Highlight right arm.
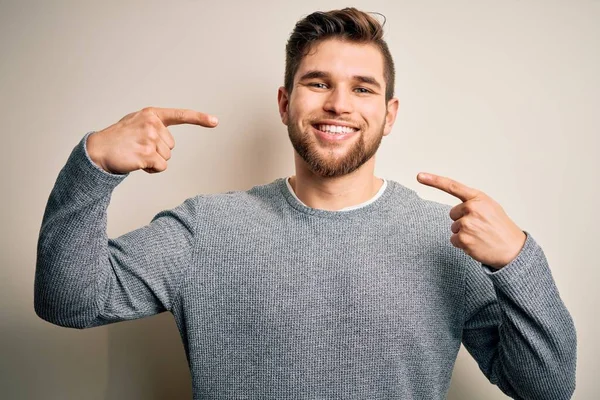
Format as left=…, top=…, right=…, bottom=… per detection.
left=34, top=107, right=218, bottom=328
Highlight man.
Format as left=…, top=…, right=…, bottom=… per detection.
left=35, top=7, right=577, bottom=399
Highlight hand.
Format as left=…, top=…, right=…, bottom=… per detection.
left=417, top=172, right=527, bottom=270
left=86, top=107, right=218, bottom=174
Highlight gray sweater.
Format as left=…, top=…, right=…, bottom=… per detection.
left=35, top=133, right=577, bottom=399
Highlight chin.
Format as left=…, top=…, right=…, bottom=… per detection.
left=288, top=121, right=383, bottom=178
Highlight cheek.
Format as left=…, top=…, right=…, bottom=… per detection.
left=292, top=90, right=322, bottom=112
left=362, top=103, right=386, bottom=125
left=289, top=98, right=314, bottom=125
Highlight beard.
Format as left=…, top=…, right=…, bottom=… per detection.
left=287, top=115, right=386, bottom=178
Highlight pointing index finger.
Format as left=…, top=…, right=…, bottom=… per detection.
left=417, top=172, right=479, bottom=202
left=152, top=107, right=218, bottom=127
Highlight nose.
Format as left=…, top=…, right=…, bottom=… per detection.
left=323, top=87, right=353, bottom=115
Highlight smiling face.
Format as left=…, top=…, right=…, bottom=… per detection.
left=278, top=38, right=399, bottom=178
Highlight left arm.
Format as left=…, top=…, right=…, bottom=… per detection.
left=416, top=172, right=577, bottom=398
left=462, top=231, right=577, bottom=399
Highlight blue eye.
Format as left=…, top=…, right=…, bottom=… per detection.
left=310, top=82, right=328, bottom=89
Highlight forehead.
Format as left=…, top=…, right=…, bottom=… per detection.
left=296, top=38, right=385, bottom=82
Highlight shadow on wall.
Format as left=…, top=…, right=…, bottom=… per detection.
left=105, top=314, right=191, bottom=399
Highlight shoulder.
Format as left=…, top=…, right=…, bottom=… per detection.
left=193, top=178, right=285, bottom=216
left=385, top=179, right=462, bottom=253
left=386, top=179, right=453, bottom=220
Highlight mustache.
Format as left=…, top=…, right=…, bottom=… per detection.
left=307, top=116, right=363, bottom=129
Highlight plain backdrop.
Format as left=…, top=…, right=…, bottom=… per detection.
left=1, top=0, right=598, bottom=399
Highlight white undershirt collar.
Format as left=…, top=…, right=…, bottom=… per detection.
left=285, top=177, right=388, bottom=212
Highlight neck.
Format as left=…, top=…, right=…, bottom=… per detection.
left=289, top=155, right=383, bottom=211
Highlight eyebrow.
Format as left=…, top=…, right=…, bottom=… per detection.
left=298, top=70, right=382, bottom=90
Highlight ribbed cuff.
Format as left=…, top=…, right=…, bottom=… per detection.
left=482, top=231, right=553, bottom=296
left=81, top=131, right=129, bottom=180
left=58, top=132, right=128, bottom=204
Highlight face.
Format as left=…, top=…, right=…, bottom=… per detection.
left=278, top=38, right=399, bottom=178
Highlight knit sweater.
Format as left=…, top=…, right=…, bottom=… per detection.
left=35, top=133, right=577, bottom=399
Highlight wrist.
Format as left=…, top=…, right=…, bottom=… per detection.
left=85, top=131, right=110, bottom=173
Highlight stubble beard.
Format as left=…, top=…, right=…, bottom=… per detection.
left=287, top=116, right=386, bottom=178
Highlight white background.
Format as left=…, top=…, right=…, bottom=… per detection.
left=1, top=0, right=598, bottom=398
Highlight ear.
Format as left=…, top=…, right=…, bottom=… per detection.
left=277, top=86, right=290, bottom=125
left=383, top=97, right=399, bottom=136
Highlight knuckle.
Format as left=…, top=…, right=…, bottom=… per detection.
left=462, top=203, right=473, bottom=214
left=156, top=161, right=168, bottom=172
left=140, top=143, right=155, bottom=157
left=461, top=219, right=471, bottom=231
left=175, top=109, right=186, bottom=121
left=146, top=128, right=159, bottom=140
left=469, top=206, right=480, bottom=219
left=141, top=119, right=156, bottom=131
left=140, top=109, right=162, bottom=127
left=449, top=181, right=459, bottom=193
left=460, top=232, right=472, bottom=245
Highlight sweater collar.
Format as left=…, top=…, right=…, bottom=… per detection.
left=285, top=177, right=388, bottom=212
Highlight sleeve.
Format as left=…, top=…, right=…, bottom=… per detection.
left=461, top=231, right=577, bottom=400
left=34, top=132, right=198, bottom=329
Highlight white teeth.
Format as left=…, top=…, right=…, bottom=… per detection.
left=316, top=124, right=357, bottom=134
